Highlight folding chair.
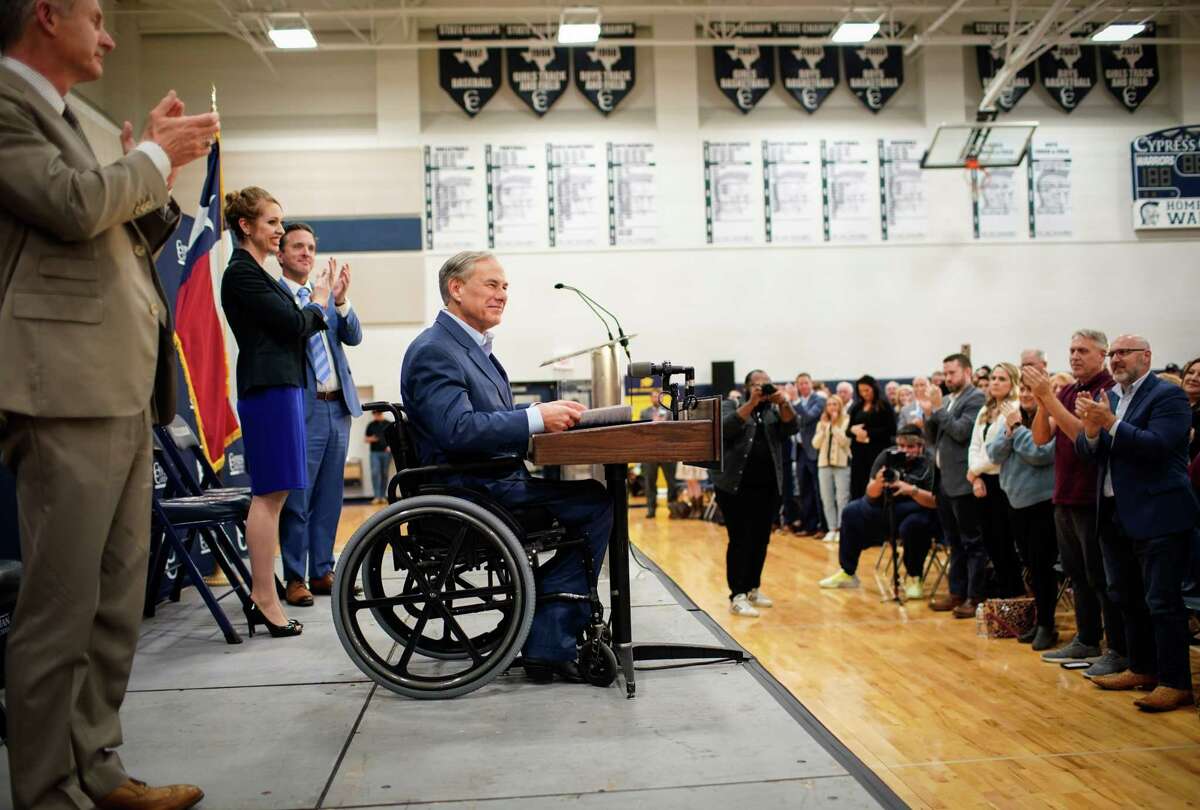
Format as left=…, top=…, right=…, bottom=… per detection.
left=922, top=539, right=951, bottom=600
left=0, top=559, right=20, bottom=741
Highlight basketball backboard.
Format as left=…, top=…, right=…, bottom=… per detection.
left=920, top=122, right=1039, bottom=169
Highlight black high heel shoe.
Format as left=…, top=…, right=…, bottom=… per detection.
left=244, top=602, right=303, bottom=638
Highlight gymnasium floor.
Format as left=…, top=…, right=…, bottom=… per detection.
left=625, top=505, right=1200, bottom=808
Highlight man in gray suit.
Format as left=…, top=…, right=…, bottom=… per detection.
left=0, top=1, right=218, bottom=807
left=920, top=353, right=987, bottom=617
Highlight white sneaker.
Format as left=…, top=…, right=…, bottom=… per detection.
left=904, top=576, right=924, bottom=600
left=822, top=530, right=837, bottom=543
left=730, top=593, right=761, bottom=616
left=748, top=588, right=774, bottom=607
left=818, top=571, right=860, bottom=589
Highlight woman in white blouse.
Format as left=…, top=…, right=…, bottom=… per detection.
left=967, top=361, right=1023, bottom=597
left=812, top=395, right=852, bottom=542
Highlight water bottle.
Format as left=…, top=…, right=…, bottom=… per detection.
left=975, top=601, right=987, bottom=638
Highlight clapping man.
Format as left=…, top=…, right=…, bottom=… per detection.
left=791, top=373, right=827, bottom=535
left=1074, top=336, right=1198, bottom=712
left=277, top=223, right=362, bottom=606
left=0, top=1, right=218, bottom=806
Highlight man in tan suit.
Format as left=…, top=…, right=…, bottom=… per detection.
left=0, top=2, right=219, bottom=808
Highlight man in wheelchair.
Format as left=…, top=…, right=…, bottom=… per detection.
left=399, top=251, right=612, bottom=684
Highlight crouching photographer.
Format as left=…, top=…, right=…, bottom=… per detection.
left=818, top=425, right=939, bottom=598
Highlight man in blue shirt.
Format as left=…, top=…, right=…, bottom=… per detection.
left=400, top=251, right=611, bottom=683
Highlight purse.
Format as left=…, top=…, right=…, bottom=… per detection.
left=981, top=596, right=1036, bottom=638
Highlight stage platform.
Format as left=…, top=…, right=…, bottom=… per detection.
left=0, top=548, right=901, bottom=810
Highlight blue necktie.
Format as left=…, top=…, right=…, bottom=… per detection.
left=296, top=286, right=332, bottom=384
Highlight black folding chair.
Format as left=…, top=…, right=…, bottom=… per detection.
left=0, top=559, right=20, bottom=741
left=146, top=421, right=272, bottom=644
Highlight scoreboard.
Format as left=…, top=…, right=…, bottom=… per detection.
left=1130, top=125, right=1200, bottom=230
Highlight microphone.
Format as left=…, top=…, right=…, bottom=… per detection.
left=629, top=361, right=694, bottom=379
left=554, top=282, right=613, bottom=342
left=555, top=282, right=630, bottom=361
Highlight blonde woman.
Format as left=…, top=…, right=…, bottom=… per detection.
left=812, top=395, right=852, bottom=542
left=967, top=362, right=1023, bottom=596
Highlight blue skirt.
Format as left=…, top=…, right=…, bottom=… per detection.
left=237, top=386, right=307, bottom=495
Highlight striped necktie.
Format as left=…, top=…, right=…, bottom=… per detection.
left=296, top=286, right=332, bottom=384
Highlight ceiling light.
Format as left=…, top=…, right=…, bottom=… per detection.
left=831, top=22, right=881, bottom=43
left=558, top=6, right=601, bottom=45
left=266, top=14, right=317, bottom=49
left=1090, top=23, right=1146, bottom=42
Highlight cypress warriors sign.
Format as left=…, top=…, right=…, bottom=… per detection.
left=437, top=24, right=503, bottom=117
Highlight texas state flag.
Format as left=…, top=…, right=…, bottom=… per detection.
left=174, top=141, right=240, bottom=469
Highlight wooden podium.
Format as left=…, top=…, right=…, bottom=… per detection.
left=530, top=397, right=747, bottom=698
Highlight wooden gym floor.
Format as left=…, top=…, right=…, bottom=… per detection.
left=337, top=502, right=1200, bottom=809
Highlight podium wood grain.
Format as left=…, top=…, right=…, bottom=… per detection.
left=530, top=420, right=717, bottom=466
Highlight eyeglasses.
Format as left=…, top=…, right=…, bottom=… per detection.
left=1106, top=348, right=1149, bottom=359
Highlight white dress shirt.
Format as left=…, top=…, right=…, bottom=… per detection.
left=280, top=275, right=349, bottom=394
left=443, top=310, right=544, bottom=434
left=1086, top=370, right=1151, bottom=498
left=1, top=56, right=171, bottom=181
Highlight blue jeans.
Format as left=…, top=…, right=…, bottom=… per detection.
left=369, top=451, right=390, bottom=500
left=838, top=496, right=937, bottom=577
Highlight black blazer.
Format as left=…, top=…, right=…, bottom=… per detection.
left=220, top=248, right=326, bottom=398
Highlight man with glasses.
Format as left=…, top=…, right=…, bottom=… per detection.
left=1024, top=330, right=1126, bottom=677
left=1073, top=336, right=1198, bottom=712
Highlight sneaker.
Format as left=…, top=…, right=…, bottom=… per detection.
left=818, top=571, right=860, bottom=589
left=730, top=593, right=760, bottom=616
left=903, top=576, right=924, bottom=600
left=1081, top=649, right=1129, bottom=679
left=1040, top=636, right=1102, bottom=663
left=748, top=588, right=774, bottom=607
left=822, top=530, right=838, bottom=543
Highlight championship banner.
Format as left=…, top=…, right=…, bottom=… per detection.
left=710, top=21, right=775, bottom=114
left=437, top=24, right=503, bottom=117
left=1037, top=34, right=1097, bottom=112
left=971, top=22, right=1035, bottom=112
left=1097, top=21, right=1160, bottom=112
left=843, top=23, right=904, bottom=113
left=776, top=22, right=839, bottom=113
left=505, top=23, right=570, bottom=116
left=573, top=22, right=636, bottom=115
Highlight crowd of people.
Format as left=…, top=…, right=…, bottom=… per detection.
left=686, top=336, right=1200, bottom=716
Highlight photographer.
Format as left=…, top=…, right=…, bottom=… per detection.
left=818, top=426, right=939, bottom=598
left=710, top=371, right=798, bottom=617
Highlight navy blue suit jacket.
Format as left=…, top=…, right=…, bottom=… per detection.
left=792, top=395, right=826, bottom=461
left=1074, top=373, right=1199, bottom=540
left=400, top=311, right=531, bottom=468
left=279, top=279, right=364, bottom=418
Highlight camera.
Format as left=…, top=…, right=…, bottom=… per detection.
left=759, top=383, right=776, bottom=397
left=881, top=448, right=909, bottom=483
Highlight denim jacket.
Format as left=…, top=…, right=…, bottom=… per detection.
left=986, top=423, right=1055, bottom=510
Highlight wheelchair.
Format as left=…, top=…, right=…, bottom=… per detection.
left=332, top=402, right=618, bottom=699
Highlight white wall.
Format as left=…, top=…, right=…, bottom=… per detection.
left=110, top=21, right=1199, bottom=425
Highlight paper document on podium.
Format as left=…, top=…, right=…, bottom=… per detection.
left=568, top=404, right=633, bottom=430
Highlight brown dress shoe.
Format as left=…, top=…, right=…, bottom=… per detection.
left=952, top=598, right=979, bottom=619
left=309, top=572, right=335, bottom=595
left=285, top=579, right=314, bottom=607
left=929, top=593, right=965, bottom=612
left=97, top=778, right=203, bottom=810
left=1090, top=670, right=1157, bottom=691
left=1134, top=686, right=1195, bottom=712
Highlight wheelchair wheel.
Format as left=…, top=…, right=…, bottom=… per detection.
left=579, top=639, right=619, bottom=687
left=332, top=495, right=535, bottom=699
